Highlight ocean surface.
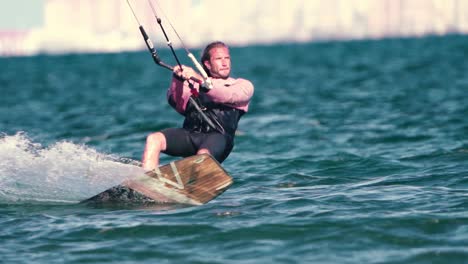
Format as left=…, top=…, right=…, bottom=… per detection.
left=1, top=35, right=468, bottom=263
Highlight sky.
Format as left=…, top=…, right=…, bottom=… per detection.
left=0, top=0, right=44, bottom=30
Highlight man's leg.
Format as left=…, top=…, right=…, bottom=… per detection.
left=197, top=148, right=211, bottom=155
left=197, top=133, right=229, bottom=163
left=143, top=128, right=198, bottom=170
left=142, top=132, right=167, bottom=171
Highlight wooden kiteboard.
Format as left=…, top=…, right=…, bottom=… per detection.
left=82, top=154, right=233, bottom=205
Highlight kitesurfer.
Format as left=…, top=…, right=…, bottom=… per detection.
left=142, top=41, right=254, bottom=171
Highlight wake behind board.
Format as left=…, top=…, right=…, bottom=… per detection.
left=82, top=154, right=233, bottom=206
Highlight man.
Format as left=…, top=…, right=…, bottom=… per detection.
left=142, top=41, right=254, bottom=171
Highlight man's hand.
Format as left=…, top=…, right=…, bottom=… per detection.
left=173, top=65, right=202, bottom=81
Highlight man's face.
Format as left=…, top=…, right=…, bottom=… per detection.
left=204, top=46, right=231, bottom=79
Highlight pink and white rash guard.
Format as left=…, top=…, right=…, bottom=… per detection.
left=167, top=76, right=254, bottom=115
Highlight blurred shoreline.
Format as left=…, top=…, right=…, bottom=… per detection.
left=1, top=0, right=468, bottom=57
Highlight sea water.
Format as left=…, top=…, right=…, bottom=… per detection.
left=1, top=35, right=467, bottom=263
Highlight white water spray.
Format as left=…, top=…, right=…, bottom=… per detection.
left=0, top=132, right=144, bottom=204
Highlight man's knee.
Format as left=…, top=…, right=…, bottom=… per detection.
left=146, top=132, right=166, bottom=151
left=197, top=148, right=211, bottom=155
left=197, top=147, right=227, bottom=163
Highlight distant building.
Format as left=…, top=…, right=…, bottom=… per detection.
left=1, top=0, right=468, bottom=57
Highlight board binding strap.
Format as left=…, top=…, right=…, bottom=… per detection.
left=82, top=154, right=233, bottom=206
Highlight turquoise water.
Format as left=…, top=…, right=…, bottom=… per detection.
left=1, top=35, right=468, bottom=263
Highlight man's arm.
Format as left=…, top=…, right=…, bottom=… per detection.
left=167, top=75, right=193, bottom=115
left=204, top=78, right=254, bottom=112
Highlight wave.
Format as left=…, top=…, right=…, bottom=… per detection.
left=0, top=132, right=143, bottom=204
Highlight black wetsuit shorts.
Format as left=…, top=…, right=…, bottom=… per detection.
left=161, top=128, right=234, bottom=163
